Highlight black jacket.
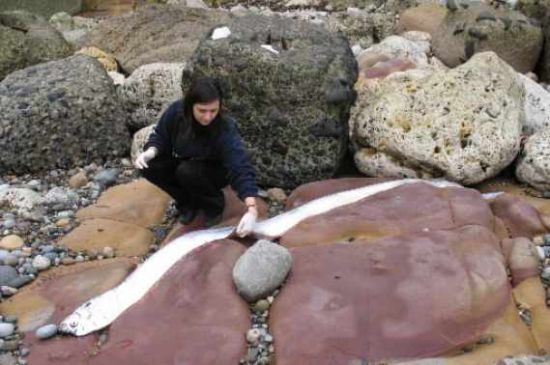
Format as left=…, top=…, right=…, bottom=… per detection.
left=144, top=100, right=259, bottom=200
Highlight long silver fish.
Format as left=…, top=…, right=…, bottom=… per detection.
left=59, top=178, right=489, bottom=336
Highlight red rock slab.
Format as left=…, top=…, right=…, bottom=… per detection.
left=271, top=226, right=509, bottom=364
left=489, top=193, right=548, bottom=238
left=281, top=181, right=494, bottom=248
left=58, top=218, right=154, bottom=257
left=76, top=179, right=170, bottom=227
left=0, top=259, right=136, bottom=332
left=476, top=177, right=550, bottom=230
left=27, top=240, right=249, bottom=365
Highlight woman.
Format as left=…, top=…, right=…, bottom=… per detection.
left=134, top=77, right=259, bottom=237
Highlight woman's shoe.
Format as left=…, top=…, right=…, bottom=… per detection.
left=177, top=208, right=197, bottom=225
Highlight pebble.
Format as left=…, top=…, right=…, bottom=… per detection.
left=55, top=218, right=71, bottom=228
left=542, top=266, right=550, bottom=280
left=0, top=323, right=15, bottom=338
left=253, top=299, right=270, bottom=312
left=32, top=255, right=51, bottom=271
left=3, top=254, right=18, bottom=267
left=0, top=286, right=17, bottom=297
left=0, top=235, right=24, bottom=250
left=93, top=168, right=121, bottom=187
left=20, top=347, right=30, bottom=357
left=2, top=219, right=16, bottom=229
left=102, top=246, right=114, bottom=258
left=35, top=324, right=58, bottom=340
left=7, top=275, right=33, bottom=289
left=246, top=328, right=261, bottom=345
left=61, top=257, right=76, bottom=265
left=68, top=171, right=88, bottom=189
left=1, top=339, right=18, bottom=351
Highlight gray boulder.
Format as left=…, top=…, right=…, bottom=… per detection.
left=185, top=14, right=357, bottom=188
left=0, top=0, right=82, bottom=18
left=0, top=55, right=130, bottom=174
left=232, top=239, right=292, bottom=302
left=350, top=52, right=524, bottom=184
left=78, top=4, right=231, bottom=74
left=0, top=10, right=73, bottom=80
left=119, top=62, right=186, bottom=130
left=516, top=127, right=550, bottom=193
left=431, top=3, right=542, bottom=73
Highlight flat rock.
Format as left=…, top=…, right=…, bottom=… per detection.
left=0, top=259, right=135, bottom=332
left=271, top=226, right=511, bottom=363
left=58, top=218, right=153, bottom=257
left=75, top=179, right=170, bottom=227
left=27, top=240, right=249, bottom=365
left=0, top=235, right=24, bottom=250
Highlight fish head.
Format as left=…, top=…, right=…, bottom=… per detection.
left=59, top=299, right=106, bottom=336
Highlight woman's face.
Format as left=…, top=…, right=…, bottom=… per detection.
left=192, top=99, right=220, bottom=126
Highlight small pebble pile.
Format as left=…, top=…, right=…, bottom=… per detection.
left=240, top=291, right=278, bottom=365
left=534, top=233, right=550, bottom=307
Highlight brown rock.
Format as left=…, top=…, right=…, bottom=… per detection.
left=271, top=226, right=510, bottom=363
left=55, top=218, right=71, bottom=228
left=26, top=240, right=249, bottom=365
left=489, top=194, right=548, bottom=238
left=75, top=47, right=118, bottom=72
left=0, top=259, right=136, bottom=332
left=76, top=179, right=170, bottom=227
left=397, top=4, right=447, bottom=34
left=68, top=171, right=88, bottom=189
left=0, top=235, right=24, bottom=250
left=504, top=237, right=540, bottom=286
left=58, top=218, right=153, bottom=257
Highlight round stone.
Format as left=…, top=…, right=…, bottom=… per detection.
left=246, top=328, right=261, bottom=345
left=55, top=218, right=71, bottom=228
left=32, top=255, right=51, bottom=271
left=102, top=246, right=115, bottom=258
left=542, top=266, right=550, bottom=280
left=61, top=257, right=76, bottom=265
left=252, top=299, right=270, bottom=312
left=3, top=254, right=18, bottom=267
left=0, top=235, right=24, bottom=250
left=0, top=323, right=15, bottom=338
left=35, top=324, right=57, bottom=340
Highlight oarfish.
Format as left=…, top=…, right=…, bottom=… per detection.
left=59, top=178, right=490, bottom=336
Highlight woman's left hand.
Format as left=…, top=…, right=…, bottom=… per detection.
left=236, top=209, right=257, bottom=237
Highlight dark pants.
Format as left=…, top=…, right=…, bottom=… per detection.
left=141, top=156, right=228, bottom=217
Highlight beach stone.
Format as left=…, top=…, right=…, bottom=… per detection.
left=131, top=125, right=155, bottom=164
left=35, top=324, right=57, bottom=340
left=233, top=239, right=292, bottom=302
left=350, top=52, right=523, bottom=184
left=7, top=275, right=33, bottom=289
left=431, top=3, right=542, bottom=73
left=0, top=323, right=14, bottom=338
left=32, top=256, right=51, bottom=271
left=519, top=73, right=550, bottom=135
left=0, top=266, right=18, bottom=286
left=2, top=255, right=17, bottom=267
left=119, top=62, right=185, bottom=130
left=184, top=14, right=357, bottom=188
left=79, top=4, right=230, bottom=73
left=0, top=259, right=136, bottom=332
left=0, top=235, right=23, bottom=250
left=0, top=10, right=73, bottom=81
left=0, top=188, right=43, bottom=215
left=75, top=179, right=170, bottom=227
left=516, top=128, right=550, bottom=193
left=0, top=55, right=130, bottom=175
left=68, top=171, right=87, bottom=189
left=0, top=0, right=82, bottom=18
left=93, top=168, right=121, bottom=188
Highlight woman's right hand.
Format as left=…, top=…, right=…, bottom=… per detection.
left=134, top=147, right=158, bottom=169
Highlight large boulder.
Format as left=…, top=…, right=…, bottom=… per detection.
left=0, top=0, right=82, bottom=18
left=118, top=62, right=186, bottom=130
left=0, top=10, right=73, bottom=80
left=350, top=52, right=524, bottom=184
left=519, top=73, right=550, bottom=135
left=79, top=4, right=231, bottom=74
left=0, top=55, right=130, bottom=174
left=184, top=14, right=358, bottom=188
left=516, top=127, right=550, bottom=193
left=431, top=3, right=543, bottom=73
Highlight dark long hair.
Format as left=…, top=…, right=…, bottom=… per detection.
left=182, top=76, right=226, bottom=139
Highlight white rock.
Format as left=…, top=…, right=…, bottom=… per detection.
left=32, top=255, right=51, bottom=271
left=211, top=26, right=231, bottom=40
left=516, top=127, right=550, bottom=192
left=0, top=323, right=14, bottom=338
left=0, top=188, right=43, bottom=215
left=518, top=73, right=550, bottom=135
left=108, top=71, right=126, bottom=86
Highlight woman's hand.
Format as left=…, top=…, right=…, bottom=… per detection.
left=134, top=147, right=158, bottom=169
left=236, top=206, right=258, bottom=237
